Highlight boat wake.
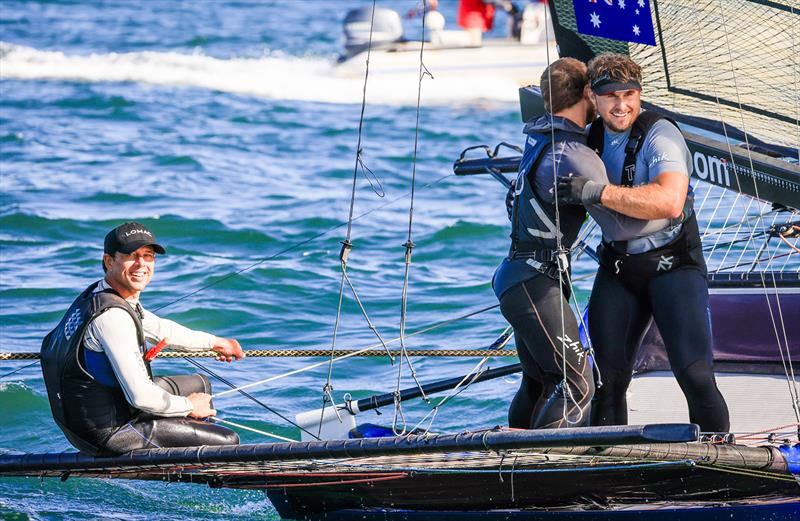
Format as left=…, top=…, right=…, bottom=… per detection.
left=0, top=42, right=521, bottom=106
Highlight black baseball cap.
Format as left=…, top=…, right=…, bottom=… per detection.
left=104, top=222, right=166, bottom=255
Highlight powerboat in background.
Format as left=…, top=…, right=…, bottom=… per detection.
left=334, top=4, right=557, bottom=86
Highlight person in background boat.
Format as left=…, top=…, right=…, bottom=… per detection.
left=494, top=57, right=608, bottom=429
left=457, top=0, right=495, bottom=45
left=556, top=53, right=730, bottom=433
left=407, top=0, right=447, bottom=45
left=40, top=222, right=245, bottom=456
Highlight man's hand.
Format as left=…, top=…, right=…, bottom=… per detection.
left=505, top=179, right=516, bottom=221
left=212, top=338, right=245, bottom=363
left=187, top=392, right=216, bottom=418
left=556, top=176, right=606, bottom=205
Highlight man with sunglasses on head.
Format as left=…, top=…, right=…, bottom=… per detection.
left=41, top=222, right=246, bottom=455
left=557, top=53, right=729, bottom=433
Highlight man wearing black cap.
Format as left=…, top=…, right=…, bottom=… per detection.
left=40, top=222, right=245, bottom=455
left=556, top=53, right=729, bottom=433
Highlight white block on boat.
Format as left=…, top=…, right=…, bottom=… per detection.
left=627, top=371, right=798, bottom=434
left=295, top=405, right=357, bottom=442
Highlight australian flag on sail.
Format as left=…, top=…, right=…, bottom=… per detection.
left=573, top=0, right=656, bottom=46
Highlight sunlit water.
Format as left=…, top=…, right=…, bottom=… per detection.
left=0, top=1, right=595, bottom=519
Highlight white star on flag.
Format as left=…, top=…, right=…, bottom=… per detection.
left=635, top=8, right=640, bottom=15
left=590, top=12, right=601, bottom=28
left=633, top=25, right=641, bottom=36
left=618, top=0, right=626, bottom=8
left=638, top=0, right=645, bottom=7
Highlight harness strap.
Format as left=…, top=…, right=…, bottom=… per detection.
left=586, top=117, right=605, bottom=156
left=511, top=136, right=549, bottom=255
left=588, top=111, right=689, bottom=250
left=510, top=248, right=561, bottom=262
left=597, top=212, right=703, bottom=279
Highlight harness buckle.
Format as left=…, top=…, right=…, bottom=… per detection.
left=555, top=250, right=570, bottom=273
left=525, top=258, right=545, bottom=272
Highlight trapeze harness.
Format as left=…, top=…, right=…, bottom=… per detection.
left=586, top=112, right=705, bottom=292
left=507, top=132, right=585, bottom=281
left=40, top=282, right=237, bottom=455
left=501, top=128, right=594, bottom=429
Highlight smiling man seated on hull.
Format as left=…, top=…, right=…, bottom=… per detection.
left=40, top=222, right=245, bottom=455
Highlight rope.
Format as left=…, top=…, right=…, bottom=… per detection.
left=408, top=326, right=513, bottom=435
left=712, top=0, right=800, bottom=424
left=212, top=417, right=297, bottom=443
left=182, top=356, right=321, bottom=440
left=319, top=0, right=379, bottom=437
left=212, top=302, right=500, bottom=398
left=540, top=5, right=582, bottom=426
left=0, top=348, right=518, bottom=361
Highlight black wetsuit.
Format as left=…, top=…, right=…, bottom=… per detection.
left=494, top=115, right=606, bottom=429
left=41, top=282, right=238, bottom=455
left=586, top=115, right=730, bottom=432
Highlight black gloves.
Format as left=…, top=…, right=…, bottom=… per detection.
left=556, top=176, right=606, bottom=205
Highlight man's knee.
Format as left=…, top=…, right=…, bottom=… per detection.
left=153, top=374, right=211, bottom=396
left=675, top=359, right=718, bottom=396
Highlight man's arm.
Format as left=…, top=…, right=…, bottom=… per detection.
left=601, top=119, right=690, bottom=219
left=558, top=120, right=690, bottom=219
left=599, top=171, right=687, bottom=220
left=141, top=309, right=245, bottom=362
left=87, top=309, right=195, bottom=417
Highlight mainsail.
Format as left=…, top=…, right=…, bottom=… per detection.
left=458, top=0, right=800, bottom=433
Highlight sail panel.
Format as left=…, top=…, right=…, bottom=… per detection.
left=551, top=0, right=799, bottom=157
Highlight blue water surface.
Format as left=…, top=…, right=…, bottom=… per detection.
left=0, top=1, right=593, bottom=519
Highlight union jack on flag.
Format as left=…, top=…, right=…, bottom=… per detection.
left=573, top=0, right=656, bottom=46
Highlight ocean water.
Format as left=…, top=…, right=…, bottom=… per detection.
left=0, top=1, right=595, bottom=519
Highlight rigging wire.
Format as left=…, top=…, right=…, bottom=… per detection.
left=317, top=0, right=397, bottom=437
left=711, top=0, right=800, bottom=424
left=0, top=361, right=38, bottom=380
left=149, top=172, right=453, bottom=316
left=182, top=356, right=321, bottom=440
left=408, top=326, right=514, bottom=435
left=393, top=0, right=434, bottom=435
left=542, top=3, right=584, bottom=426
left=212, top=302, right=500, bottom=398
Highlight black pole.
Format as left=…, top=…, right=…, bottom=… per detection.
left=0, top=424, right=702, bottom=473
left=453, top=155, right=521, bottom=177
left=354, top=363, right=521, bottom=413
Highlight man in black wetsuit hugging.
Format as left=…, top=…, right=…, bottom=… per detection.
left=557, top=53, right=730, bottom=433
left=40, top=222, right=245, bottom=455
left=494, top=57, right=611, bottom=429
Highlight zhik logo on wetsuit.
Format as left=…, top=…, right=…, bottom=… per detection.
left=657, top=255, right=674, bottom=271
left=557, top=334, right=585, bottom=362
left=63, top=308, right=83, bottom=341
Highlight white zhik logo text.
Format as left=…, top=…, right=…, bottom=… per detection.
left=556, top=334, right=584, bottom=363
left=657, top=255, right=674, bottom=271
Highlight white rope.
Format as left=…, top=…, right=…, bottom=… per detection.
left=711, top=0, right=800, bottom=421
left=212, top=303, right=500, bottom=398
left=212, top=417, right=297, bottom=443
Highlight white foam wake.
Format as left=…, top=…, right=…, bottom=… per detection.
left=0, top=42, right=520, bottom=106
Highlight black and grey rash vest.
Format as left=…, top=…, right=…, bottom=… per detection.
left=493, top=115, right=594, bottom=298
left=40, top=281, right=149, bottom=454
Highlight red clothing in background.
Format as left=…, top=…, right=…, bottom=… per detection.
left=457, top=0, right=495, bottom=32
